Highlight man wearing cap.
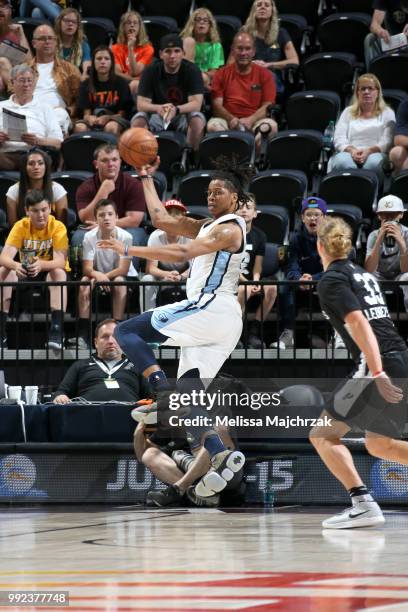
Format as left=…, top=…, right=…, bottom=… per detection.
left=131, top=34, right=206, bottom=152
left=366, top=194, right=408, bottom=312
left=389, top=96, right=408, bottom=175
left=271, top=196, right=339, bottom=349
left=139, top=199, right=192, bottom=312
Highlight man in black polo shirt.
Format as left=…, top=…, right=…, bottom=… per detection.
left=53, top=319, right=151, bottom=403
left=131, top=33, right=206, bottom=151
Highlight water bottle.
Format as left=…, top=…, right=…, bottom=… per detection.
left=264, top=480, right=275, bottom=508
left=323, top=120, right=335, bottom=150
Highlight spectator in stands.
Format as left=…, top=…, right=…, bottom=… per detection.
left=236, top=193, right=277, bottom=349
left=19, top=0, right=62, bottom=22
left=207, top=32, right=277, bottom=149
left=55, top=8, right=91, bottom=81
left=389, top=96, right=408, bottom=174
left=0, top=0, right=32, bottom=54
left=180, top=8, right=224, bottom=88
left=112, top=11, right=154, bottom=98
left=271, top=197, right=343, bottom=349
left=0, top=189, right=68, bottom=349
left=72, top=143, right=147, bottom=259
left=6, top=148, right=67, bottom=227
left=31, top=24, right=81, bottom=134
left=329, top=73, right=395, bottom=176
left=131, top=33, right=206, bottom=153
left=68, top=198, right=137, bottom=350
left=365, top=194, right=408, bottom=310
left=366, top=0, right=408, bottom=67
left=54, top=319, right=152, bottom=403
left=0, top=64, right=63, bottom=171
left=74, top=46, right=132, bottom=137
left=242, top=0, right=299, bottom=97
left=139, top=199, right=191, bottom=313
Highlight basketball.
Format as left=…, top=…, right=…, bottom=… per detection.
left=118, top=127, right=158, bottom=168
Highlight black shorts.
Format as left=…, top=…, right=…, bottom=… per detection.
left=327, top=349, right=408, bottom=437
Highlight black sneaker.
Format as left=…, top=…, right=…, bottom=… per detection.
left=146, top=484, right=184, bottom=507
left=186, top=486, right=220, bottom=508
left=46, top=326, right=63, bottom=350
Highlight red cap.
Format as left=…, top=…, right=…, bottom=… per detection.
left=164, top=199, right=187, bottom=213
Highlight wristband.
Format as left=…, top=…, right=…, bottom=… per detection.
left=372, top=370, right=384, bottom=378
left=123, top=245, right=129, bottom=257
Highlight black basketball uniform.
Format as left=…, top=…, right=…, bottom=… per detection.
left=317, top=259, right=408, bottom=437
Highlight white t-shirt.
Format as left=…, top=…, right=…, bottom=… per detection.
left=6, top=181, right=67, bottom=203
left=334, top=106, right=396, bottom=153
left=147, top=229, right=190, bottom=273
left=82, top=226, right=137, bottom=277
left=33, top=62, right=66, bottom=109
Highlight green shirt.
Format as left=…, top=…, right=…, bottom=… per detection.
left=195, top=41, right=224, bottom=72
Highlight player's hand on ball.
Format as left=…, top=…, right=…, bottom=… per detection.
left=374, top=373, right=403, bottom=404
left=139, top=156, right=161, bottom=176
left=97, top=238, right=125, bottom=255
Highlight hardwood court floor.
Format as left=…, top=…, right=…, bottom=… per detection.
left=0, top=505, right=407, bottom=611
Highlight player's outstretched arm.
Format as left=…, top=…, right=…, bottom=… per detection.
left=139, top=158, right=208, bottom=238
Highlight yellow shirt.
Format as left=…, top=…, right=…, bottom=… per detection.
left=6, top=215, right=69, bottom=270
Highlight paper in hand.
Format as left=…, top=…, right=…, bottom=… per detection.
left=0, top=39, right=28, bottom=66
left=3, top=107, right=27, bottom=141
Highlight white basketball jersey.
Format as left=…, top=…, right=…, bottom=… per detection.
left=186, top=213, right=246, bottom=301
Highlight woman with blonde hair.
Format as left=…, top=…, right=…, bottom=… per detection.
left=55, top=8, right=91, bottom=80
left=180, top=8, right=224, bottom=87
left=112, top=11, right=154, bottom=97
left=330, top=73, right=395, bottom=174
left=309, top=215, right=408, bottom=530
left=242, top=0, right=298, bottom=95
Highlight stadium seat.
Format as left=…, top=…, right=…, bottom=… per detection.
left=142, top=16, right=179, bottom=56
left=178, top=171, right=213, bottom=206
left=319, top=169, right=379, bottom=219
left=51, top=171, right=92, bottom=220
left=334, top=0, right=373, bottom=12
left=186, top=205, right=210, bottom=220
left=12, top=17, right=50, bottom=50
left=61, top=132, right=118, bottom=172
left=0, top=171, right=19, bottom=215
left=317, top=13, right=371, bottom=62
left=275, top=0, right=321, bottom=26
left=156, top=131, right=188, bottom=179
left=262, top=242, right=281, bottom=277
left=285, top=90, right=341, bottom=132
left=369, top=54, right=408, bottom=92
left=253, top=205, right=289, bottom=245
left=124, top=170, right=167, bottom=200
left=383, top=89, right=407, bottom=114
left=81, top=18, right=116, bottom=50
left=279, top=14, right=310, bottom=56
left=264, top=130, right=323, bottom=182
left=326, top=203, right=363, bottom=237
left=214, top=15, right=242, bottom=58
left=302, top=52, right=357, bottom=101
left=132, top=0, right=192, bottom=27
left=79, top=0, right=128, bottom=28
left=195, top=0, right=252, bottom=24
left=389, top=171, right=408, bottom=205
left=249, top=169, right=308, bottom=228
left=198, top=131, right=256, bottom=169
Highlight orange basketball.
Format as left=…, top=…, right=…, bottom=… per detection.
left=118, top=127, right=158, bottom=168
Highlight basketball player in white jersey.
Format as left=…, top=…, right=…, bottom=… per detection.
left=98, top=157, right=250, bottom=504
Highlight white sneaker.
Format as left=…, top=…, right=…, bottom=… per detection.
left=322, top=500, right=385, bottom=529
left=270, top=328, right=294, bottom=349
left=333, top=332, right=346, bottom=349
left=131, top=399, right=157, bottom=424
left=195, top=450, right=245, bottom=497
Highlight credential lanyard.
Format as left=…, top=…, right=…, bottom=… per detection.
left=93, top=357, right=127, bottom=379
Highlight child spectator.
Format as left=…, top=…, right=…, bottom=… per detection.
left=68, top=198, right=137, bottom=350
left=0, top=189, right=68, bottom=349
left=55, top=8, right=91, bottom=81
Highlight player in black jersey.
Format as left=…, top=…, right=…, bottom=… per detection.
left=310, top=216, right=408, bottom=529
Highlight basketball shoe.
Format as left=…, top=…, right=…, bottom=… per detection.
left=194, top=449, right=245, bottom=497
left=186, top=486, right=220, bottom=508
left=131, top=399, right=157, bottom=425
left=322, top=499, right=385, bottom=529
left=146, top=484, right=184, bottom=507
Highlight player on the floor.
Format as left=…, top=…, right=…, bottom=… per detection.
left=98, top=157, right=250, bottom=501
left=310, top=216, right=408, bottom=529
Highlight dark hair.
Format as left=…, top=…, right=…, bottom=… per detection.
left=89, top=45, right=116, bottom=95
left=95, top=318, right=117, bottom=338
left=24, top=189, right=50, bottom=209
left=93, top=142, right=119, bottom=160
left=18, top=149, right=53, bottom=220
left=211, top=154, right=254, bottom=208
left=94, top=198, right=118, bottom=216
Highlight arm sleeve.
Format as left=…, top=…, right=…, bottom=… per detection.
left=278, top=27, right=291, bottom=49
left=334, top=107, right=351, bottom=152
left=53, top=361, right=82, bottom=398
left=378, top=107, right=396, bottom=153
left=209, top=42, right=224, bottom=69
left=5, top=223, right=24, bottom=248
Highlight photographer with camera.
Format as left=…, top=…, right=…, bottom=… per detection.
left=365, top=195, right=408, bottom=312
